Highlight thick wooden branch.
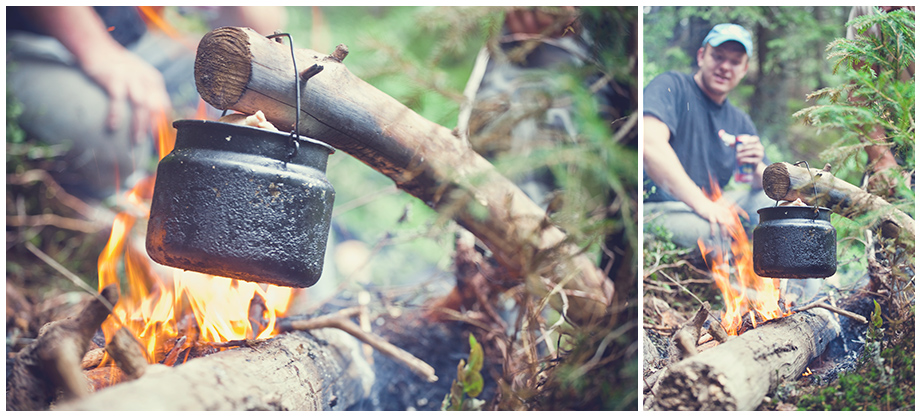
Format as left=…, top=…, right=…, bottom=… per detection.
left=762, top=162, right=914, bottom=242
left=6, top=285, right=118, bottom=410
left=649, top=309, right=840, bottom=411
left=62, top=331, right=370, bottom=411
left=193, top=27, right=613, bottom=323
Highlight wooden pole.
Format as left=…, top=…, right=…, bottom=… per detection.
left=192, top=27, right=614, bottom=324
left=648, top=308, right=840, bottom=411
left=762, top=162, right=914, bottom=242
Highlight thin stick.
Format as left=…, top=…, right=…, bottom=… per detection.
left=25, top=242, right=116, bottom=314
left=284, top=314, right=437, bottom=383
left=163, top=336, right=188, bottom=366
left=794, top=298, right=868, bottom=324
left=657, top=271, right=705, bottom=306
left=7, top=214, right=102, bottom=233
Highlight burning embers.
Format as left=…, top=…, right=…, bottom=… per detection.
left=697, top=184, right=792, bottom=336
left=95, top=112, right=295, bottom=367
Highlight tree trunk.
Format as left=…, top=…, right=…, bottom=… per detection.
left=648, top=308, right=839, bottom=411
left=192, top=27, right=614, bottom=324
left=762, top=162, right=914, bottom=242
left=61, top=330, right=371, bottom=411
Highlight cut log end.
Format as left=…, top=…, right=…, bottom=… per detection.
left=195, top=27, right=254, bottom=110
left=762, top=163, right=791, bottom=201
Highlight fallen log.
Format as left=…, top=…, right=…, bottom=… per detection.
left=762, top=162, right=914, bottom=243
left=61, top=330, right=372, bottom=411
left=192, top=27, right=614, bottom=324
left=649, top=308, right=840, bottom=411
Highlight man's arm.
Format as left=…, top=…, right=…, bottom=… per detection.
left=644, top=115, right=737, bottom=236
left=18, top=6, right=171, bottom=143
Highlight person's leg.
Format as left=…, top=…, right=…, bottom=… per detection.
left=643, top=200, right=731, bottom=258
left=8, top=32, right=150, bottom=200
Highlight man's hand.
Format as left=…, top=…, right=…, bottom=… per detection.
left=79, top=44, right=172, bottom=143
left=735, top=134, right=768, bottom=188
left=735, top=134, right=764, bottom=166
left=691, top=198, right=737, bottom=240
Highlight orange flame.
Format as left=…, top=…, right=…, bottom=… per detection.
left=137, top=6, right=181, bottom=40
left=697, top=181, right=790, bottom=336
left=97, top=112, right=295, bottom=365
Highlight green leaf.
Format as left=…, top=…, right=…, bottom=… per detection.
left=463, top=370, right=484, bottom=398
left=465, top=333, right=484, bottom=373
left=871, top=300, right=883, bottom=329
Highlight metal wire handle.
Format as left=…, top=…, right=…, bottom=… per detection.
left=792, top=160, right=821, bottom=219
left=266, top=32, right=301, bottom=162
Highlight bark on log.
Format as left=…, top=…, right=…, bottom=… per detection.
left=61, top=330, right=372, bottom=411
left=762, top=162, right=914, bottom=242
left=192, top=27, right=614, bottom=324
left=649, top=308, right=840, bottom=411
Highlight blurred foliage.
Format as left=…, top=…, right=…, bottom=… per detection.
left=795, top=7, right=914, bottom=201
left=528, top=322, right=638, bottom=410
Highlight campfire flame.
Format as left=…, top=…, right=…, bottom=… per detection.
left=97, top=111, right=295, bottom=365
left=697, top=182, right=791, bottom=336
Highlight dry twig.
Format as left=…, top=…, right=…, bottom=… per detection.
left=793, top=297, right=868, bottom=324
left=6, top=214, right=102, bottom=234
left=280, top=309, right=438, bottom=383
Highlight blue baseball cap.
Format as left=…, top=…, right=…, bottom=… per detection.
left=702, top=23, right=753, bottom=56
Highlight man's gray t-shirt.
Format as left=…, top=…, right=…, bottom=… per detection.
left=643, top=71, right=758, bottom=202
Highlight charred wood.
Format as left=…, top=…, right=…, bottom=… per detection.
left=104, top=328, right=148, bottom=381
left=80, top=348, right=105, bottom=370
